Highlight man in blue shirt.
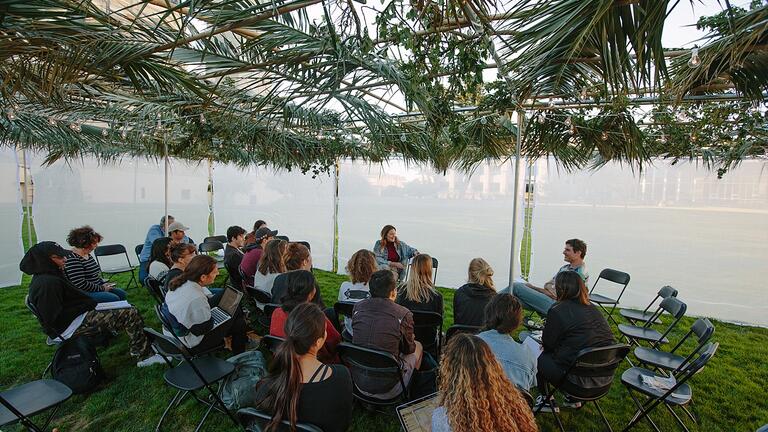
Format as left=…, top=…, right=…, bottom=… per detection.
left=138, top=215, right=191, bottom=285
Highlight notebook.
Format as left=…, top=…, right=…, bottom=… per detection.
left=210, top=287, right=243, bottom=328
left=396, top=393, right=439, bottom=432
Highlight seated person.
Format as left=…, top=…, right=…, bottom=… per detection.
left=239, top=226, right=276, bottom=287
left=477, top=294, right=537, bottom=390
left=163, top=243, right=197, bottom=293
left=272, top=242, right=325, bottom=307
left=167, top=221, right=195, bottom=246
left=147, top=237, right=173, bottom=282
left=243, top=219, right=267, bottom=248
left=22, top=241, right=163, bottom=367
left=431, top=333, right=537, bottom=432
left=255, top=303, right=352, bottom=432
left=501, top=238, right=588, bottom=317
left=138, top=214, right=175, bottom=285
left=453, top=257, right=497, bottom=327
left=336, top=249, right=377, bottom=335
left=164, top=255, right=248, bottom=354
left=396, top=254, right=443, bottom=316
left=223, top=225, right=246, bottom=289
left=63, top=226, right=127, bottom=303
left=372, top=224, right=418, bottom=281
left=534, top=271, right=614, bottom=411
left=352, top=269, right=423, bottom=400
left=254, top=239, right=287, bottom=294
left=269, top=270, right=341, bottom=364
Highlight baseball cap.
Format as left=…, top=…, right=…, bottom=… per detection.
left=255, top=226, right=278, bottom=241
left=167, top=221, right=190, bottom=232
left=37, top=241, right=69, bottom=257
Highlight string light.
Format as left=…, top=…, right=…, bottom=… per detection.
left=548, top=100, right=556, bottom=108
left=6, top=109, right=16, bottom=120
left=688, top=47, right=701, bottom=69
left=199, top=113, right=206, bottom=125
left=70, top=122, right=81, bottom=133
left=121, top=128, right=128, bottom=139
left=580, top=87, right=588, bottom=99
left=400, top=133, right=407, bottom=142
left=570, top=124, right=577, bottom=135
left=660, top=134, right=667, bottom=144
left=48, top=117, right=57, bottom=126
left=101, top=128, right=109, bottom=137
left=601, top=131, right=609, bottom=141
left=480, top=117, right=488, bottom=125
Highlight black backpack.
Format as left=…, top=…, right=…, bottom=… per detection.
left=51, top=335, right=105, bottom=394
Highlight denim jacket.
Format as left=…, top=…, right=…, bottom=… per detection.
left=372, top=240, right=418, bottom=275
left=477, top=330, right=537, bottom=390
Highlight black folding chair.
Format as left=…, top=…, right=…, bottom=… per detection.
left=0, top=380, right=73, bottom=432
left=620, top=286, right=678, bottom=326
left=135, top=244, right=144, bottom=263
left=94, top=244, right=138, bottom=289
left=621, top=343, right=719, bottom=432
left=535, top=344, right=631, bottom=432
left=445, top=324, right=481, bottom=341
left=589, top=268, right=631, bottom=326
left=411, top=310, right=443, bottom=358
left=404, top=256, right=439, bottom=284
left=260, top=335, right=285, bottom=355
left=203, top=235, right=227, bottom=244
left=199, top=241, right=225, bottom=269
left=239, top=267, right=253, bottom=290
left=517, top=385, right=535, bottom=408
left=634, top=318, right=714, bottom=374
left=619, top=297, right=687, bottom=351
left=144, top=276, right=166, bottom=305
left=237, top=407, right=323, bottom=432
left=337, top=342, right=409, bottom=406
left=143, top=328, right=238, bottom=432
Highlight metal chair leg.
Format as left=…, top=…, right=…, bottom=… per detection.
left=594, top=400, right=614, bottom=432
left=156, top=390, right=183, bottom=432
left=665, top=404, right=691, bottom=432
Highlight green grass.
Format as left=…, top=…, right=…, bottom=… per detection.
left=2, top=268, right=767, bottom=432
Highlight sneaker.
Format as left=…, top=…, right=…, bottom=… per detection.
left=534, top=395, right=559, bottom=413
left=561, top=396, right=583, bottom=409
left=136, top=353, right=166, bottom=368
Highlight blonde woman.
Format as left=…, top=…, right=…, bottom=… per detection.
left=395, top=254, right=443, bottom=316
left=431, top=334, right=538, bottom=432
left=453, top=258, right=497, bottom=327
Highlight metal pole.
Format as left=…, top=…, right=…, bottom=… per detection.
left=332, top=159, right=340, bottom=273
left=21, top=150, right=33, bottom=248
left=508, top=110, right=524, bottom=288
left=164, top=142, right=169, bottom=233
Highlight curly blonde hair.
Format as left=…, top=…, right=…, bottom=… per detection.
left=346, top=249, right=377, bottom=284
left=438, top=334, right=538, bottom=432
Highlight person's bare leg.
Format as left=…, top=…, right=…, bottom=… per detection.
left=413, top=340, right=424, bottom=370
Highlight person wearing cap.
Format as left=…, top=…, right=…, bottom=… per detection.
left=21, top=241, right=165, bottom=367
left=239, top=226, right=278, bottom=287
left=167, top=221, right=194, bottom=246
left=139, top=215, right=188, bottom=286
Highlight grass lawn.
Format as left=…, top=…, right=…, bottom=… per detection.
left=1, top=267, right=767, bottom=432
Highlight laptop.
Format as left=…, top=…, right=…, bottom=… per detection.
left=210, top=287, right=243, bottom=328
left=396, top=393, right=439, bottom=432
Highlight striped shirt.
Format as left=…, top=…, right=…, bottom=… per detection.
left=64, top=252, right=105, bottom=292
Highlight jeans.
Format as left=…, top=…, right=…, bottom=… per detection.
left=138, top=261, right=149, bottom=287
left=499, top=282, right=555, bottom=317
left=85, top=288, right=128, bottom=303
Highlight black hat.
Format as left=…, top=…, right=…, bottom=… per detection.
left=254, top=226, right=278, bottom=242
left=35, top=241, right=69, bottom=257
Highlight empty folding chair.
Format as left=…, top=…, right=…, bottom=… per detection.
left=621, top=343, right=719, bottom=432
left=534, top=344, right=630, bottom=432
left=237, top=407, right=322, bottom=432
left=619, top=297, right=687, bottom=350
left=411, top=310, right=443, bottom=358
left=634, top=318, right=714, bottom=373
left=445, top=324, right=481, bottom=342
left=198, top=241, right=225, bottom=269
left=0, top=379, right=73, bottom=432
left=589, top=268, right=631, bottom=326
left=94, top=244, right=138, bottom=289
left=620, top=286, right=678, bottom=326
left=143, top=328, right=238, bottom=432
left=144, top=276, right=166, bottom=305
left=203, top=235, right=227, bottom=245
left=337, top=342, right=409, bottom=406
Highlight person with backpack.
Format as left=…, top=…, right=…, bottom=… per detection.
left=21, top=241, right=164, bottom=368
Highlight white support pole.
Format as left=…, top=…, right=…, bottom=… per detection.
left=332, top=159, right=340, bottom=273
left=164, top=142, right=169, bottom=233
left=508, top=110, right=524, bottom=288
left=21, top=150, right=33, bottom=248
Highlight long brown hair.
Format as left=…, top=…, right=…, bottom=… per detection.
left=283, top=243, right=310, bottom=271
left=438, top=334, right=538, bottom=432
left=555, top=271, right=589, bottom=305
left=346, top=249, right=377, bottom=284
left=258, top=239, right=287, bottom=275
left=169, top=255, right=217, bottom=291
left=169, top=243, right=196, bottom=264
left=256, top=303, right=326, bottom=432
left=402, top=254, right=436, bottom=303
left=379, top=224, right=399, bottom=251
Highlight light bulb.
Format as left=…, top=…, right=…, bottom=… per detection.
left=480, top=117, right=487, bottom=125
left=688, top=48, right=701, bottom=68
left=400, top=133, right=407, bottom=142
left=580, top=87, right=588, bottom=99
left=564, top=116, right=572, bottom=127
left=199, top=113, right=206, bottom=125
left=548, top=100, right=556, bottom=108
left=6, top=109, right=16, bottom=120
left=660, top=134, right=667, bottom=144
left=70, top=122, right=81, bottom=133
left=601, top=131, right=609, bottom=141
left=570, top=124, right=577, bottom=135
left=101, top=128, right=109, bottom=137
left=121, top=129, right=128, bottom=139
left=48, top=117, right=57, bottom=126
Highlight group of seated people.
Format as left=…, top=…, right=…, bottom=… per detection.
left=21, top=214, right=613, bottom=432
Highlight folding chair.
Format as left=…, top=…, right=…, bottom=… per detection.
left=404, top=256, right=439, bottom=284
left=620, top=286, right=678, bottom=326
left=0, top=380, right=73, bottom=432
left=516, top=385, right=535, bottom=408
left=589, top=268, right=631, bottom=326
left=135, top=244, right=144, bottom=263
left=757, top=424, right=768, bottom=432
left=143, top=328, right=238, bottom=432
left=94, top=244, right=138, bottom=289
left=621, top=343, right=719, bottom=432
left=619, top=297, right=687, bottom=350
left=535, top=344, right=631, bottom=432
left=237, top=407, right=322, bottom=432
left=334, top=301, right=356, bottom=328
left=199, top=241, right=225, bottom=269
left=411, top=310, right=443, bottom=358
left=260, top=335, right=285, bottom=355
left=144, top=276, right=166, bottom=305
left=445, top=324, right=481, bottom=341
left=203, top=235, right=227, bottom=244
left=337, top=342, right=409, bottom=406
left=634, top=318, right=714, bottom=374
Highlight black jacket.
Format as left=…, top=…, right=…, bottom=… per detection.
left=21, top=244, right=96, bottom=337
left=453, top=283, right=496, bottom=327
left=542, top=300, right=615, bottom=371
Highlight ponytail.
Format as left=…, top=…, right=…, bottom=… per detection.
left=169, top=255, right=216, bottom=291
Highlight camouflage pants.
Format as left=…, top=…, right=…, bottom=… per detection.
left=73, top=308, right=152, bottom=358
